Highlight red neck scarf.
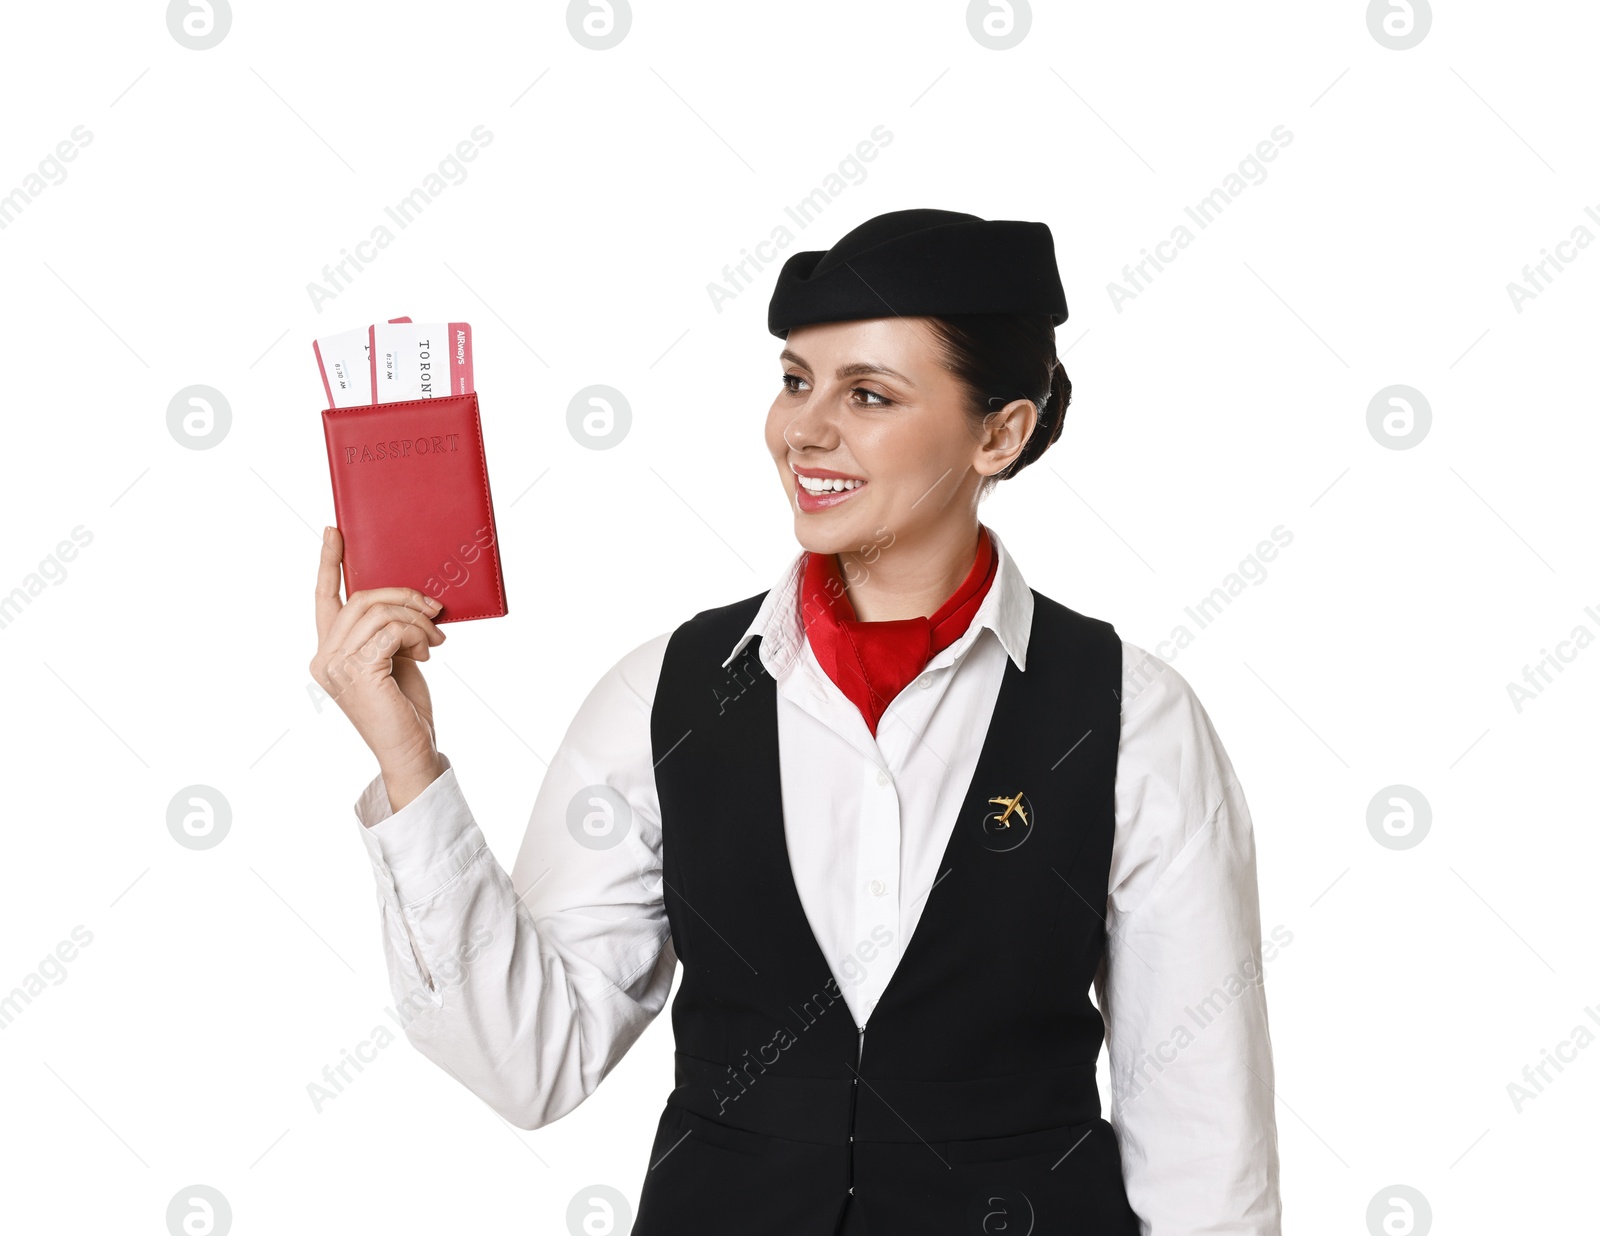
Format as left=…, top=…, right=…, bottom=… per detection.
left=800, top=526, right=997, bottom=736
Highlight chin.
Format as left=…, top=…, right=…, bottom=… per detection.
left=789, top=498, right=882, bottom=556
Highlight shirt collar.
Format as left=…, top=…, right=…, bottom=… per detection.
left=722, top=524, right=1034, bottom=676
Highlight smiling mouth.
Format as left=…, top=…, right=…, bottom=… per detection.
left=795, top=474, right=866, bottom=495
left=792, top=471, right=868, bottom=512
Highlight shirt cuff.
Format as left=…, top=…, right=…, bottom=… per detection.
left=353, top=752, right=487, bottom=908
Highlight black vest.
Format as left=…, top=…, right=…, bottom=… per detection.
left=633, top=589, right=1141, bottom=1236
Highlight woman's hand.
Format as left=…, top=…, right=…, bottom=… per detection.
left=311, top=526, right=449, bottom=812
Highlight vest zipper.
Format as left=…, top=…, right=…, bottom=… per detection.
left=846, top=1041, right=860, bottom=1196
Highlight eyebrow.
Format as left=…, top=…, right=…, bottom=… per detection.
left=779, top=348, right=915, bottom=387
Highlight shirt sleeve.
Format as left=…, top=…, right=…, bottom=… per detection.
left=1096, top=642, right=1283, bottom=1235
left=351, top=630, right=677, bottom=1130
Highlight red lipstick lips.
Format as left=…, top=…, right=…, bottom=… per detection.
left=791, top=464, right=868, bottom=514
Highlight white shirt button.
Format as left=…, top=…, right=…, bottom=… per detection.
left=919, top=673, right=933, bottom=688
left=869, top=879, right=886, bottom=896
left=875, top=769, right=889, bottom=787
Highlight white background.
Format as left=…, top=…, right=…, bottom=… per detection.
left=1, top=1, right=1594, bottom=1232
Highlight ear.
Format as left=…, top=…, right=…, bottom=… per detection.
left=972, top=397, right=1038, bottom=480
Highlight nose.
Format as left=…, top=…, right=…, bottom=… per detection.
left=780, top=394, right=839, bottom=453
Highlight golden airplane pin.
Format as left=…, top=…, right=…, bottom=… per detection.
left=988, top=791, right=1029, bottom=830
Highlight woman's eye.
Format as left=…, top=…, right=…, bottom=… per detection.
left=780, top=374, right=890, bottom=407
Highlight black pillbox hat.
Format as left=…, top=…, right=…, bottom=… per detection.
left=767, top=207, right=1068, bottom=339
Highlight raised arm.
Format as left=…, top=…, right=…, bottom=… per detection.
left=313, top=526, right=676, bottom=1128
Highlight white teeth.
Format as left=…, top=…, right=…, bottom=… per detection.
left=797, top=475, right=864, bottom=493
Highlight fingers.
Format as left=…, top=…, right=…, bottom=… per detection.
left=313, top=600, right=444, bottom=693
left=364, top=618, right=435, bottom=666
left=314, top=526, right=345, bottom=643
left=341, top=602, right=445, bottom=670
left=317, top=613, right=439, bottom=704
left=311, top=523, right=447, bottom=698
left=325, top=584, right=443, bottom=651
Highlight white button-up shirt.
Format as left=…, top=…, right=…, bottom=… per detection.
left=352, top=526, right=1282, bottom=1235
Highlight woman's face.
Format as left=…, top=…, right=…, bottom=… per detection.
left=764, top=317, right=1035, bottom=556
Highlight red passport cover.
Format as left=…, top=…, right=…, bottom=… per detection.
left=321, top=392, right=508, bottom=623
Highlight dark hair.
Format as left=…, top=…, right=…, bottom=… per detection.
left=924, top=313, right=1070, bottom=487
